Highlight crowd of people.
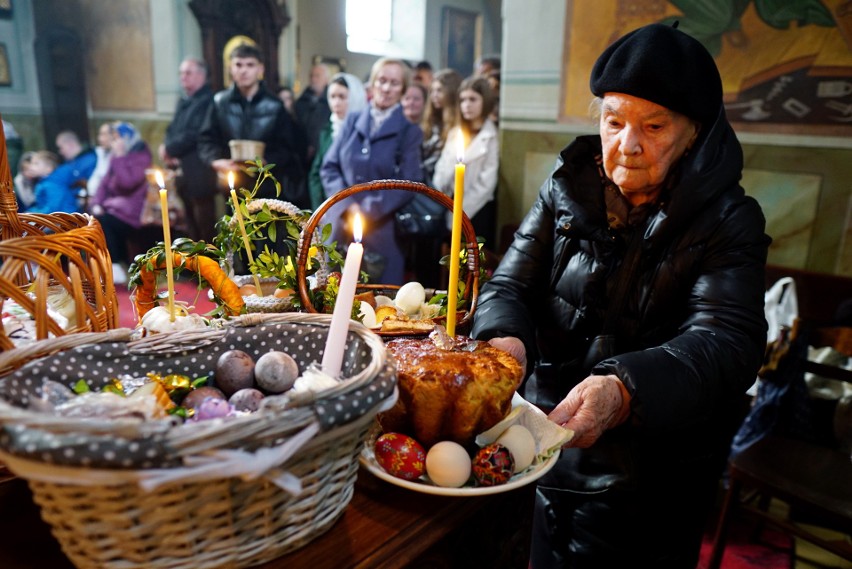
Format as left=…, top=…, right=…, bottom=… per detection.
left=4, top=23, right=778, bottom=569
left=9, top=48, right=501, bottom=287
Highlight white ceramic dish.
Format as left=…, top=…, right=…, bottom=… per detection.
left=359, top=441, right=560, bottom=497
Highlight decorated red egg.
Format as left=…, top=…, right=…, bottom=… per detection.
left=472, top=443, right=515, bottom=486
left=374, top=433, right=427, bottom=480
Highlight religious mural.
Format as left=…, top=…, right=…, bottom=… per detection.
left=562, top=0, right=852, bottom=137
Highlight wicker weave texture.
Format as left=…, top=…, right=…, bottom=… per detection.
left=28, top=414, right=371, bottom=569
left=0, top=313, right=394, bottom=569
left=0, top=119, right=119, bottom=367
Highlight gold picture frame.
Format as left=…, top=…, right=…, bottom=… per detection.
left=440, top=7, right=481, bottom=77
left=0, top=44, right=10, bottom=87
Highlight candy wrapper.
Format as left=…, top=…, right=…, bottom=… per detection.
left=476, top=392, right=573, bottom=463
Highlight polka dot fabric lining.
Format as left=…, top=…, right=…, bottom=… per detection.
left=0, top=317, right=395, bottom=469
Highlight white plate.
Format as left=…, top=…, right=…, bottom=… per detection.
left=359, top=439, right=560, bottom=497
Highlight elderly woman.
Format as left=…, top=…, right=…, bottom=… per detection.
left=320, top=57, right=423, bottom=284
left=471, top=24, right=770, bottom=568
left=90, top=122, right=152, bottom=284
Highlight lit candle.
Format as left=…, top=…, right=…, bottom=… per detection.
left=322, top=213, right=364, bottom=377
left=228, top=172, right=263, bottom=293
left=155, top=170, right=176, bottom=322
left=446, top=131, right=465, bottom=337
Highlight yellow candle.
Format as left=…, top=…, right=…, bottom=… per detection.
left=155, top=170, right=176, bottom=322
left=446, top=131, right=465, bottom=337
left=229, top=172, right=263, bottom=293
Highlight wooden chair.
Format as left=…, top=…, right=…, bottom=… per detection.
left=706, top=325, right=852, bottom=568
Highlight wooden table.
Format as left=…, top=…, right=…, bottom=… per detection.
left=0, top=467, right=535, bottom=569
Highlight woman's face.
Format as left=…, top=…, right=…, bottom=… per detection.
left=429, top=80, right=445, bottom=109
left=328, top=82, right=350, bottom=119
left=459, top=88, right=484, bottom=122
left=599, top=93, right=699, bottom=206
left=402, top=86, right=426, bottom=123
left=97, top=124, right=112, bottom=150
left=371, top=63, right=405, bottom=110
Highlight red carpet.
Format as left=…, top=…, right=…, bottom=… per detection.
left=697, top=518, right=793, bottom=569
left=115, top=279, right=219, bottom=329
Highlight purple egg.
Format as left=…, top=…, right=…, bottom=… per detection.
left=229, top=388, right=265, bottom=412
left=194, top=397, right=233, bottom=421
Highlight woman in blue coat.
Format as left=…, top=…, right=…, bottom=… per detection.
left=320, top=57, right=423, bottom=284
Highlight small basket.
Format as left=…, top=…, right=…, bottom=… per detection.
left=0, top=312, right=395, bottom=569
left=224, top=198, right=328, bottom=313
left=296, top=180, right=480, bottom=336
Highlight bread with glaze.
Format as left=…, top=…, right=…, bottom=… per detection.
left=381, top=337, right=524, bottom=447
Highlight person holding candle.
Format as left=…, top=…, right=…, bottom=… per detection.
left=432, top=75, right=499, bottom=247
left=198, top=43, right=308, bottom=209
left=90, top=121, right=153, bottom=285
left=320, top=57, right=423, bottom=284
left=470, top=23, right=770, bottom=568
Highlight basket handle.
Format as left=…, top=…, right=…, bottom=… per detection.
left=0, top=112, right=24, bottom=245
left=296, top=180, right=480, bottom=325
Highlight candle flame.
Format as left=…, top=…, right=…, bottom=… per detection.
left=456, top=131, right=465, bottom=163
left=353, top=213, right=363, bottom=243
left=154, top=170, right=166, bottom=189
left=227, top=171, right=235, bottom=191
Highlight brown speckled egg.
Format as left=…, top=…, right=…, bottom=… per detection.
left=472, top=443, right=515, bottom=486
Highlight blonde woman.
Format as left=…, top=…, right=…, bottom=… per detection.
left=320, top=57, right=423, bottom=284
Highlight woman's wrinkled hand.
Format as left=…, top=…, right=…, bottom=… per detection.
left=487, top=336, right=527, bottom=369
left=548, top=374, right=630, bottom=448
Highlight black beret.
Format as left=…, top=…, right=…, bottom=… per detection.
left=590, top=23, right=722, bottom=126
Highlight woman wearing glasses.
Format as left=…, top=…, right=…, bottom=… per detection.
left=320, top=57, right=424, bottom=284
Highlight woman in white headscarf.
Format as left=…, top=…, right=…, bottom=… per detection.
left=307, top=72, right=367, bottom=210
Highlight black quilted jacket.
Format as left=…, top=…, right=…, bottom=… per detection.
left=472, top=107, right=770, bottom=461
left=198, top=82, right=307, bottom=205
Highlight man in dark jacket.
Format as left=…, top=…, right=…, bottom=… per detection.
left=471, top=23, right=770, bottom=568
left=198, top=43, right=308, bottom=208
left=161, top=57, right=217, bottom=243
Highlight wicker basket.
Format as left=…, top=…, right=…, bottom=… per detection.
left=0, top=312, right=395, bottom=569
left=224, top=198, right=328, bottom=313
left=295, top=180, right=480, bottom=337
left=0, top=120, right=119, bottom=374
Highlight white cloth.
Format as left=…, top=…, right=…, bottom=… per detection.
left=369, top=103, right=399, bottom=136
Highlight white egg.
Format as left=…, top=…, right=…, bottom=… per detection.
left=496, top=424, right=537, bottom=472
left=359, top=301, right=377, bottom=328
left=375, top=295, right=394, bottom=307
left=426, top=441, right=471, bottom=487
left=394, top=282, right=426, bottom=315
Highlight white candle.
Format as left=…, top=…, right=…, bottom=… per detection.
left=322, top=213, right=364, bottom=377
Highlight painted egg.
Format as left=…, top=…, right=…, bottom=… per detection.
left=496, top=424, right=537, bottom=472
left=472, top=443, right=515, bottom=486
left=194, top=397, right=233, bottom=421
left=426, top=441, right=471, bottom=488
left=374, top=433, right=427, bottom=481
